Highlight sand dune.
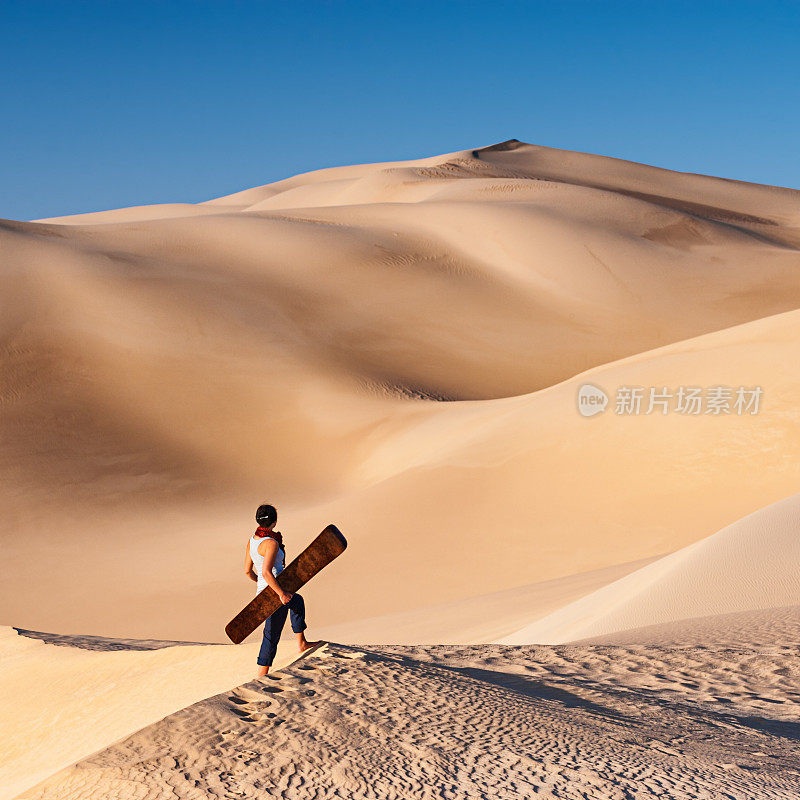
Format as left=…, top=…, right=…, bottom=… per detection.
left=15, top=635, right=800, bottom=800
left=0, top=626, right=325, bottom=800
left=0, top=627, right=251, bottom=800
left=502, top=492, right=800, bottom=644
left=3, top=141, right=800, bottom=643
left=581, top=603, right=800, bottom=647
left=314, top=555, right=660, bottom=645
left=4, top=302, right=800, bottom=641
left=4, top=140, right=800, bottom=798
left=36, top=203, right=228, bottom=225
left=288, top=307, right=800, bottom=636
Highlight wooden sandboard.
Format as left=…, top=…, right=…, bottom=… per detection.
left=225, top=524, right=347, bottom=644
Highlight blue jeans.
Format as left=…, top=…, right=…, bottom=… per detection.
left=257, top=593, right=307, bottom=667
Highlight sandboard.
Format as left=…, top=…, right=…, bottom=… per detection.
left=225, top=524, right=347, bottom=644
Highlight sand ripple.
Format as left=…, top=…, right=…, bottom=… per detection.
left=18, top=641, right=800, bottom=799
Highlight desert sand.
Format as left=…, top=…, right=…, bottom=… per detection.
left=3, top=140, right=800, bottom=797
left=503, top=490, right=800, bottom=645
left=11, top=631, right=800, bottom=799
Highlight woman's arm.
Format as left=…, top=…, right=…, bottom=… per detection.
left=244, top=541, right=257, bottom=582
left=259, top=538, right=293, bottom=605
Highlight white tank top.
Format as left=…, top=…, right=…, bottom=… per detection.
left=250, top=534, right=285, bottom=593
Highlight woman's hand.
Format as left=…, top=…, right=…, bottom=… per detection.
left=278, top=591, right=293, bottom=605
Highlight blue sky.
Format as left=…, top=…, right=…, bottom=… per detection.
left=2, top=1, right=799, bottom=220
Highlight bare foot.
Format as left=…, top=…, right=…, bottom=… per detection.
left=295, top=632, right=321, bottom=653
left=256, top=665, right=270, bottom=677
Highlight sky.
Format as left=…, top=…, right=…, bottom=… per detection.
left=2, top=0, right=799, bottom=220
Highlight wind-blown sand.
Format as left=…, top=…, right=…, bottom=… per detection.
left=3, top=140, right=800, bottom=797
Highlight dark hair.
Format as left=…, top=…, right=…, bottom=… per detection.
left=256, top=504, right=277, bottom=526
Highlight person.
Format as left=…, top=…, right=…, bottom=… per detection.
left=244, top=503, right=318, bottom=676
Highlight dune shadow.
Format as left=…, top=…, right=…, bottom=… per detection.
left=725, top=714, right=800, bottom=741
left=442, top=664, right=623, bottom=721
left=335, top=644, right=623, bottom=722
left=14, top=627, right=215, bottom=652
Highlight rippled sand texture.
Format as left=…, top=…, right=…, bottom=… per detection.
left=18, top=635, right=800, bottom=800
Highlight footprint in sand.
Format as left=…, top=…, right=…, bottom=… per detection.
left=230, top=687, right=278, bottom=704
left=248, top=713, right=281, bottom=725
left=325, top=649, right=368, bottom=662
left=228, top=678, right=314, bottom=724
left=257, top=685, right=285, bottom=694
left=234, top=749, right=260, bottom=763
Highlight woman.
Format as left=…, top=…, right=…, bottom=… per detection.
left=244, top=503, right=318, bottom=676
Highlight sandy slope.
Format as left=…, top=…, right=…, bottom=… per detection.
left=3, top=140, right=800, bottom=642
left=3, top=304, right=800, bottom=641
left=502, top=491, right=800, bottom=644
left=0, top=626, right=328, bottom=800
left=314, top=555, right=659, bottom=645
left=0, top=627, right=251, bottom=800
left=15, top=632, right=800, bottom=800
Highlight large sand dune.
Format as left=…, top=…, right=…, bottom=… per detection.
left=3, top=140, right=800, bottom=642
left=4, top=141, right=800, bottom=798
